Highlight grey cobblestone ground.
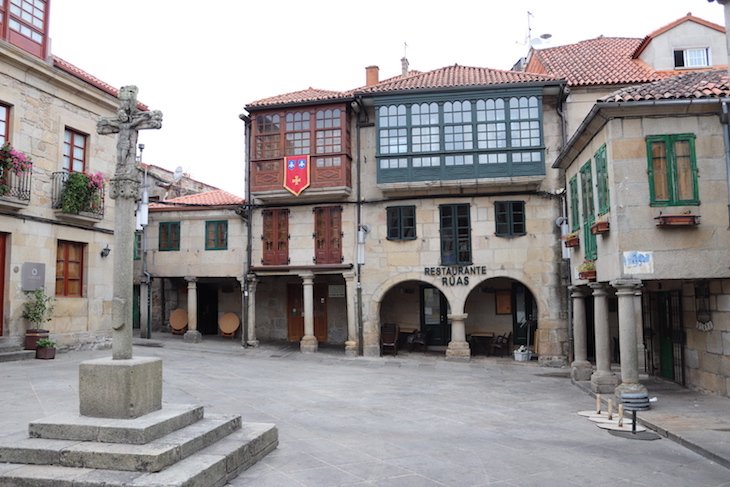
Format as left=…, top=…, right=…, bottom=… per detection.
left=1, top=337, right=728, bottom=486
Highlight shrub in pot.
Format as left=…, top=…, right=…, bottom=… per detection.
left=35, top=337, right=56, bottom=359
left=22, top=288, right=54, bottom=350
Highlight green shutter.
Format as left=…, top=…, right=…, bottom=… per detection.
left=595, top=145, right=610, bottom=215
left=580, top=161, right=597, bottom=260
left=569, top=176, right=579, bottom=231
left=646, top=134, right=699, bottom=206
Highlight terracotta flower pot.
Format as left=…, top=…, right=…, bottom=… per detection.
left=35, top=347, right=56, bottom=359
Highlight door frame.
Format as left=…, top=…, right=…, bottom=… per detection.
left=419, top=284, right=450, bottom=346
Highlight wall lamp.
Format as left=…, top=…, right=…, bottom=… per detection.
left=100, top=245, right=111, bottom=258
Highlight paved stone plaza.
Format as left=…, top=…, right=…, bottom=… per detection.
left=1, top=339, right=729, bottom=486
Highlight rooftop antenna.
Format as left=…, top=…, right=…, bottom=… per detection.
left=526, top=11, right=552, bottom=48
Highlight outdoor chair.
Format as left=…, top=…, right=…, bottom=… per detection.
left=491, top=332, right=512, bottom=356
left=380, top=323, right=400, bottom=356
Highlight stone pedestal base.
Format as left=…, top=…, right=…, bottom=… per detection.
left=614, top=382, right=648, bottom=402
left=345, top=340, right=358, bottom=357
left=79, top=357, right=162, bottom=419
left=590, top=371, right=620, bottom=394
left=300, top=335, right=318, bottom=353
left=445, top=341, right=470, bottom=361
left=571, top=360, right=593, bottom=381
left=183, top=330, right=202, bottom=343
left=246, top=340, right=260, bottom=347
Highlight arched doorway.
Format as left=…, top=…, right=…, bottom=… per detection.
left=379, top=280, right=451, bottom=349
left=464, top=277, right=538, bottom=355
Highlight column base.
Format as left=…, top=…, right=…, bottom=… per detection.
left=614, top=381, right=648, bottom=402
left=300, top=335, right=318, bottom=353
left=345, top=340, right=358, bottom=357
left=571, top=360, right=593, bottom=381
left=183, top=330, right=202, bottom=343
left=445, top=340, right=470, bottom=361
left=590, top=371, right=619, bottom=394
left=246, top=340, right=260, bottom=347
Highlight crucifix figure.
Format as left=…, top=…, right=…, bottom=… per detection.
left=97, top=85, right=162, bottom=360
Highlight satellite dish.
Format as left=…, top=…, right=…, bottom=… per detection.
left=172, top=166, right=183, bottom=182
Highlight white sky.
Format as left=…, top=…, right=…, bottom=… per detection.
left=49, top=1, right=726, bottom=198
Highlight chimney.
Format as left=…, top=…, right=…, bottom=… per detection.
left=401, top=57, right=409, bottom=76
left=366, top=65, right=379, bottom=86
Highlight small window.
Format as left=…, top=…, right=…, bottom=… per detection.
left=159, top=222, right=180, bottom=251
left=0, top=103, right=9, bottom=144
left=673, top=48, right=709, bottom=68
left=63, top=128, right=87, bottom=172
left=205, top=220, right=228, bottom=250
left=56, top=240, right=84, bottom=297
left=646, top=134, right=699, bottom=206
left=386, top=206, right=416, bottom=240
left=495, top=201, right=526, bottom=237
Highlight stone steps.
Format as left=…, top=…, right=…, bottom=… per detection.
left=0, top=349, right=34, bottom=362
left=0, top=402, right=278, bottom=486
left=0, top=423, right=279, bottom=486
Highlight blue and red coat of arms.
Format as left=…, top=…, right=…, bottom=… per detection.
left=283, top=155, right=310, bottom=196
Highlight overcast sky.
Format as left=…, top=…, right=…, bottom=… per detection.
left=49, top=1, right=726, bottom=198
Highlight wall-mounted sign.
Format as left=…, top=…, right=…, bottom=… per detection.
left=283, top=155, right=310, bottom=196
left=21, top=262, right=45, bottom=291
left=424, top=265, right=487, bottom=286
left=623, top=251, right=653, bottom=275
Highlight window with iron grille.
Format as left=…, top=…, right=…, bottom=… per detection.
left=314, top=206, right=342, bottom=264
left=205, top=220, right=228, bottom=250
left=494, top=201, right=526, bottom=237
left=56, top=240, right=83, bottom=297
left=386, top=206, right=416, bottom=240
left=262, top=209, right=289, bottom=265
left=159, top=222, right=180, bottom=251
left=439, top=204, right=471, bottom=265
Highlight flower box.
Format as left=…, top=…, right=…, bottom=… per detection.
left=590, top=220, right=610, bottom=235
left=563, top=234, right=580, bottom=248
left=654, top=214, right=700, bottom=227
left=578, top=270, right=597, bottom=281
left=514, top=350, right=532, bottom=361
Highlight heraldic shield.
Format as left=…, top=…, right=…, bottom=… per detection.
left=283, top=155, right=311, bottom=196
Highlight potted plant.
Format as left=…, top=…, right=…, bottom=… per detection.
left=577, top=260, right=596, bottom=281
left=590, top=217, right=610, bottom=235
left=35, top=337, right=56, bottom=360
left=22, top=288, right=55, bottom=350
left=0, top=142, right=32, bottom=196
left=61, top=171, right=104, bottom=214
left=563, top=230, right=580, bottom=248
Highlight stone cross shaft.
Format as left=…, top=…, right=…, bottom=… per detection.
left=97, top=86, right=162, bottom=360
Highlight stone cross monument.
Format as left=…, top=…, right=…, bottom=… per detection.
left=97, top=86, right=162, bottom=360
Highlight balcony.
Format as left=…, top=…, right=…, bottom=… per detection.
left=251, top=157, right=352, bottom=202
left=0, top=166, right=31, bottom=210
left=51, top=171, right=105, bottom=224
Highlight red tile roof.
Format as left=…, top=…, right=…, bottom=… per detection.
left=53, top=56, right=150, bottom=110
left=149, top=189, right=244, bottom=210
left=246, top=87, right=351, bottom=109
left=525, top=37, right=662, bottom=87
left=633, top=14, right=725, bottom=58
left=355, top=64, right=559, bottom=94
left=601, top=68, right=730, bottom=102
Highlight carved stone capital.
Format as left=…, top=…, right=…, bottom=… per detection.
left=108, top=177, right=140, bottom=200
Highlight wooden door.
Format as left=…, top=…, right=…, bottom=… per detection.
left=421, top=285, right=449, bottom=346
left=0, top=233, right=5, bottom=336
left=287, top=284, right=304, bottom=341
left=314, top=284, right=328, bottom=342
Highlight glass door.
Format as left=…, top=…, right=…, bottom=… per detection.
left=421, top=285, right=450, bottom=346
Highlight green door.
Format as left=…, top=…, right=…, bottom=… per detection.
left=133, top=285, right=140, bottom=330
left=421, top=286, right=450, bottom=346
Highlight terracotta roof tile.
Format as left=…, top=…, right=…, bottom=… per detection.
left=525, top=37, right=663, bottom=87
left=149, top=189, right=244, bottom=210
left=246, top=87, right=351, bottom=109
left=601, top=68, right=730, bottom=102
left=355, top=64, right=559, bottom=94
left=52, top=56, right=150, bottom=110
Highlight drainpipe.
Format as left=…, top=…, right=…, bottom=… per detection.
left=722, top=100, right=730, bottom=227
left=354, top=96, right=364, bottom=356
left=557, top=83, right=574, bottom=363
left=239, top=112, right=252, bottom=346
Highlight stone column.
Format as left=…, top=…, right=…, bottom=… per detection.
left=184, top=276, right=201, bottom=343
left=634, top=287, right=646, bottom=375
left=246, top=276, right=259, bottom=347
left=612, top=279, right=647, bottom=400
left=589, top=283, right=619, bottom=393
left=300, top=272, right=317, bottom=353
left=446, top=313, right=470, bottom=361
left=570, top=286, right=593, bottom=381
left=344, top=272, right=358, bottom=357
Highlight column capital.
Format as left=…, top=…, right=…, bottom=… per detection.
left=343, top=271, right=356, bottom=282
left=610, top=278, right=642, bottom=293
left=184, top=276, right=197, bottom=284
left=588, top=282, right=608, bottom=296
left=447, top=313, right=468, bottom=322
left=569, top=286, right=588, bottom=298
left=299, top=271, right=314, bottom=283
